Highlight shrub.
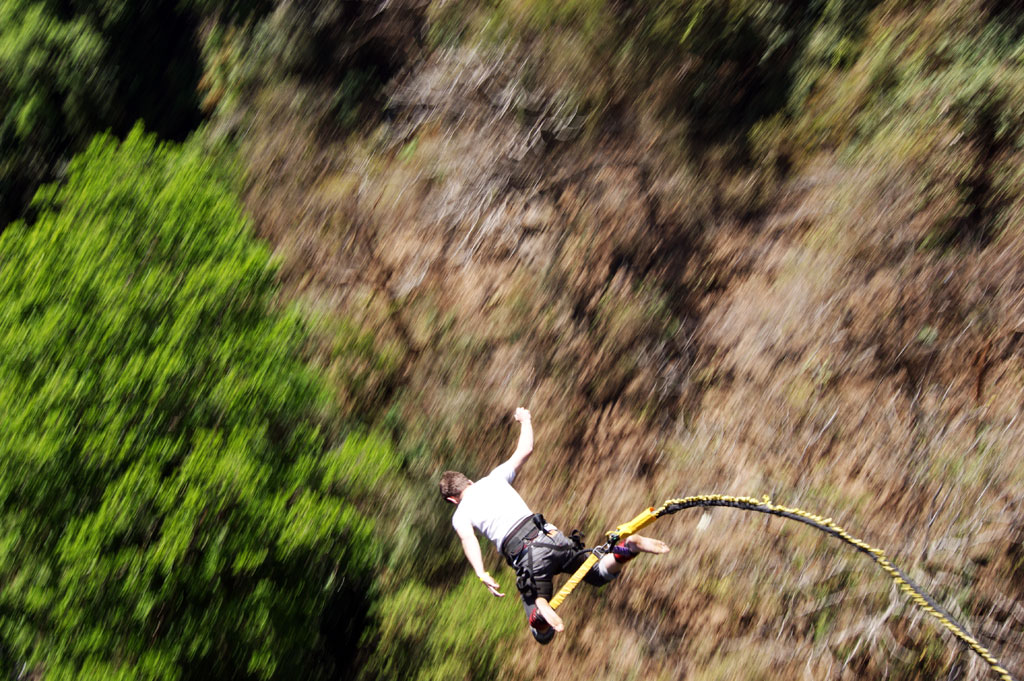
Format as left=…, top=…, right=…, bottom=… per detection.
left=0, top=128, right=375, bottom=680
left=0, top=0, right=206, bottom=225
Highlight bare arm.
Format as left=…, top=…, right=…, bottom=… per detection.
left=506, top=407, right=533, bottom=475
left=454, top=517, right=504, bottom=597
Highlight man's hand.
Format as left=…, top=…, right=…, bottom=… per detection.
left=478, top=571, right=505, bottom=597
left=507, top=407, right=534, bottom=475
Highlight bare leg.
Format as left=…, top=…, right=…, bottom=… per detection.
left=534, top=597, right=564, bottom=632
left=599, top=534, right=670, bottom=576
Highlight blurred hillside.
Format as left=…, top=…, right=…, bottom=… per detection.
left=219, top=2, right=1024, bottom=678
left=3, top=0, right=1024, bottom=679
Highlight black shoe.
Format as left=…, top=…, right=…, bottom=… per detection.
left=531, top=624, right=555, bottom=644
left=528, top=608, right=555, bottom=644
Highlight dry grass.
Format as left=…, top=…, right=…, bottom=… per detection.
left=225, top=8, right=1024, bottom=679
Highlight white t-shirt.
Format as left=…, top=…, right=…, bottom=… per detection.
left=452, top=460, right=533, bottom=549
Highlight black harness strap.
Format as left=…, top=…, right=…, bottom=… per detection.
left=501, top=514, right=546, bottom=565
left=501, top=515, right=590, bottom=602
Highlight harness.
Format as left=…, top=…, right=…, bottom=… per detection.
left=500, top=513, right=547, bottom=564
left=500, top=514, right=587, bottom=600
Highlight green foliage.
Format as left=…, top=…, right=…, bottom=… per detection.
left=431, top=0, right=885, bottom=147
left=788, top=1, right=1024, bottom=247
left=641, top=0, right=804, bottom=116
left=365, top=574, right=522, bottom=681
left=0, top=128, right=375, bottom=680
left=0, top=0, right=205, bottom=225
left=0, top=0, right=111, bottom=224
left=324, top=430, right=403, bottom=498
left=331, top=66, right=390, bottom=130
left=326, top=318, right=407, bottom=423
left=0, top=1, right=110, bottom=140
left=778, top=0, right=881, bottom=125
left=196, top=2, right=414, bottom=130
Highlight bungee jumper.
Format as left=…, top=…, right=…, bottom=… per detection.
left=440, top=408, right=1017, bottom=681
left=438, top=407, right=670, bottom=643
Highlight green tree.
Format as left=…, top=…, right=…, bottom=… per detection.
left=0, top=0, right=112, bottom=225
left=0, top=0, right=206, bottom=226
left=0, top=128, right=379, bottom=680
left=364, top=575, right=522, bottom=681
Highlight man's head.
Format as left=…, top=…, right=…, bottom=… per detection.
left=439, top=470, right=473, bottom=504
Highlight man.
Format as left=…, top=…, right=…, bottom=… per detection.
left=439, top=407, right=669, bottom=643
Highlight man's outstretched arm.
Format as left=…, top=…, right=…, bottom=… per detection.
left=506, top=407, right=533, bottom=475
left=454, top=517, right=504, bottom=597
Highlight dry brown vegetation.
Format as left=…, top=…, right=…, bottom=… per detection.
left=212, top=1, right=1024, bottom=678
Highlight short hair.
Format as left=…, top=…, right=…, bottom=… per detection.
left=439, top=470, right=472, bottom=499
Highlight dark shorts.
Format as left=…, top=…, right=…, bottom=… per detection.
left=500, top=515, right=611, bottom=617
